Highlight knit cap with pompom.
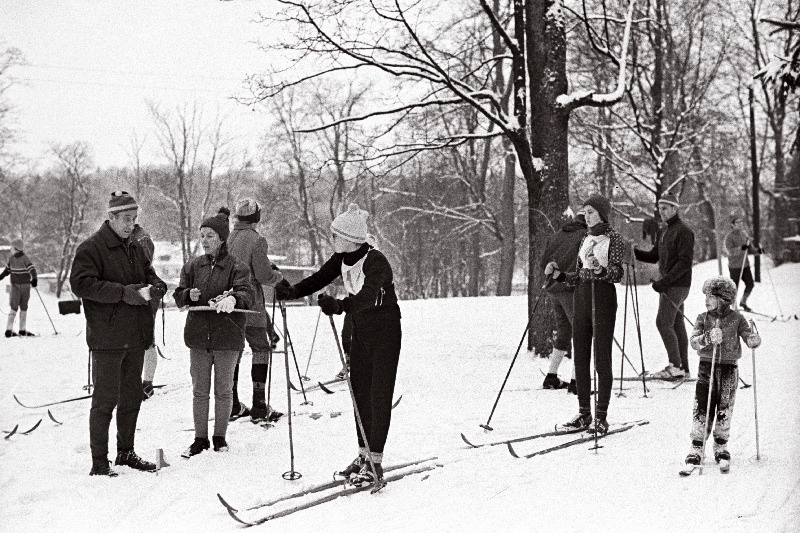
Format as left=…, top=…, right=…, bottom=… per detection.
left=702, top=275, right=737, bottom=305
left=200, top=207, right=231, bottom=241
left=330, top=203, right=369, bottom=244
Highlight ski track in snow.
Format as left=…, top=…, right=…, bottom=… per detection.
left=1, top=260, right=798, bottom=532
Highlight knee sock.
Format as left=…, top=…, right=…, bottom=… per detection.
left=6, top=310, right=16, bottom=331
left=18, top=310, right=27, bottom=331
left=231, top=364, right=240, bottom=407
left=252, top=363, right=268, bottom=407
left=548, top=348, right=567, bottom=375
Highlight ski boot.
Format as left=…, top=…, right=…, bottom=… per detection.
left=230, top=403, right=251, bottom=421
left=115, top=450, right=157, bottom=472
left=89, top=458, right=119, bottom=477
left=182, top=437, right=210, bottom=458
left=335, top=455, right=365, bottom=478
left=567, top=379, right=577, bottom=395
left=542, top=373, right=569, bottom=390
left=142, top=381, right=154, bottom=401
left=714, top=439, right=730, bottom=473
left=18, top=330, right=36, bottom=337
left=556, top=412, right=592, bottom=432
left=5, top=330, right=17, bottom=338
left=585, top=417, right=609, bottom=436
left=212, top=436, right=229, bottom=452
left=349, top=462, right=384, bottom=487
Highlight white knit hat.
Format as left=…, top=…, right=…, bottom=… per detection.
left=331, top=203, right=369, bottom=243
left=235, top=198, right=259, bottom=217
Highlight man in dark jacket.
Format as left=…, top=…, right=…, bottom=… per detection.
left=227, top=198, right=284, bottom=422
left=70, top=191, right=167, bottom=477
left=634, top=192, right=695, bottom=378
left=539, top=210, right=587, bottom=392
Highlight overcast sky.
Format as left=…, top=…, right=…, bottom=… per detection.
left=2, top=0, right=279, bottom=169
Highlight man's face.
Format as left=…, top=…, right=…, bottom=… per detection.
left=658, top=202, right=678, bottom=220
left=108, top=210, right=138, bottom=239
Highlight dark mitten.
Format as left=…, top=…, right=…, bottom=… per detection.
left=149, top=285, right=166, bottom=301
left=741, top=244, right=749, bottom=250
left=274, top=279, right=296, bottom=301
left=30, top=279, right=38, bottom=288
left=122, top=284, right=149, bottom=305
left=318, top=294, right=343, bottom=316
left=651, top=280, right=667, bottom=293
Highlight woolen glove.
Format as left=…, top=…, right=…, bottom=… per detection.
left=741, top=244, right=749, bottom=250
left=30, top=279, right=38, bottom=288
left=544, top=261, right=560, bottom=277
left=651, top=280, right=667, bottom=293
left=318, top=294, right=343, bottom=316
left=122, top=284, right=149, bottom=305
left=214, top=295, right=237, bottom=313
left=746, top=333, right=761, bottom=349
left=274, top=279, right=295, bottom=301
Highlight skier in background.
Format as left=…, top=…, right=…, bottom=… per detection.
left=724, top=215, right=762, bottom=312
left=1, top=238, right=38, bottom=337
left=684, top=276, right=761, bottom=470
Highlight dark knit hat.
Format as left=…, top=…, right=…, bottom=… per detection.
left=658, top=193, right=680, bottom=207
left=235, top=197, right=261, bottom=224
left=200, top=207, right=231, bottom=241
left=108, top=191, right=139, bottom=214
left=582, top=194, right=611, bottom=222
left=702, top=275, right=737, bottom=304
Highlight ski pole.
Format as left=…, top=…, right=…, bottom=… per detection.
left=762, top=258, right=787, bottom=320
left=617, top=270, right=630, bottom=397
left=479, top=279, right=548, bottom=431
left=630, top=256, right=648, bottom=397
left=301, top=307, right=322, bottom=380
left=161, top=297, right=166, bottom=346
left=699, top=318, right=721, bottom=475
left=34, top=287, right=58, bottom=335
left=328, top=315, right=381, bottom=486
left=281, top=312, right=301, bottom=481
left=749, top=319, right=760, bottom=460
left=84, top=350, right=93, bottom=392
left=590, top=278, right=601, bottom=453
left=278, top=302, right=310, bottom=405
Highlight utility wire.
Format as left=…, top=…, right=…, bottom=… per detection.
left=19, top=62, right=245, bottom=82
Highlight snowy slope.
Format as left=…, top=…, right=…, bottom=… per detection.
left=1, top=260, right=798, bottom=532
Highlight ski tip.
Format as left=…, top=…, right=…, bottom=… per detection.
left=318, top=382, right=334, bottom=394
left=217, top=493, right=238, bottom=513
left=460, top=433, right=477, bottom=448
left=289, top=381, right=299, bottom=392
left=507, top=442, right=520, bottom=458
left=4, top=424, right=19, bottom=439
left=47, top=409, right=63, bottom=425
left=12, top=395, right=29, bottom=408
left=391, top=395, right=403, bottom=410
left=226, top=506, right=253, bottom=526
left=21, top=419, right=42, bottom=435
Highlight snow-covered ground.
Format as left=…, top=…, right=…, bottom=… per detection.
left=1, top=259, right=798, bottom=532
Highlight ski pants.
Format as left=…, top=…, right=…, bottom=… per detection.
left=548, top=291, right=575, bottom=353
left=89, top=348, right=145, bottom=460
left=728, top=267, right=754, bottom=298
left=572, top=280, right=616, bottom=418
left=656, top=286, right=691, bottom=372
left=349, top=306, right=401, bottom=460
left=691, top=361, right=738, bottom=448
left=9, top=283, right=30, bottom=311
left=190, top=348, right=239, bottom=439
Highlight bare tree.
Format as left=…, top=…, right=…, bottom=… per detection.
left=0, top=45, right=23, bottom=165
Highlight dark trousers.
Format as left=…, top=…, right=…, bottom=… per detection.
left=349, top=307, right=402, bottom=456
left=233, top=326, right=273, bottom=408
left=572, top=280, right=617, bottom=417
left=656, top=286, right=691, bottom=371
left=90, top=349, right=145, bottom=459
left=728, top=267, right=754, bottom=296
left=549, top=291, right=575, bottom=352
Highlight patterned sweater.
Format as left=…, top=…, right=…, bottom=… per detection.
left=556, top=225, right=625, bottom=288
left=0, top=251, right=37, bottom=285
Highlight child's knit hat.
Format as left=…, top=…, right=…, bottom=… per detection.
left=331, top=203, right=369, bottom=244
left=200, top=207, right=231, bottom=241
left=702, top=275, right=737, bottom=305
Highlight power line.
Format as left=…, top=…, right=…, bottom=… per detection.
left=19, top=62, right=247, bottom=82
left=10, top=76, right=248, bottom=94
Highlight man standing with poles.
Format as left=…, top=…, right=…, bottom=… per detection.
left=634, top=192, right=695, bottom=379
left=1, top=238, right=38, bottom=337
left=70, top=191, right=167, bottom=477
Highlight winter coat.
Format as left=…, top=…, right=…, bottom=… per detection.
left=227, top=221, right=283, bottom=328
left=292, top=244, right=399, bottom=316
left=70, top=221, right=166, bottom=351
left=555, top=225, right=625, bottom=288
left=690, top=307, right=760, bottom=365
left=540, top=218, right=588, bottom=293
left=634, top=214, right=695, bottom=288
left=724, top=228, right=758, bottom=270
left=0, top=251, right=37, bottom=285
left=173, top=244, right=254, bottom=352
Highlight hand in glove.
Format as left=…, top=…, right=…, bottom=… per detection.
left=149, top=285, right=166, bottom=301
left=318, top=294, right=343, bottom=316
left=31, top=279, right=38, bottom=288
left=746, top=333, right=761, bottom=349
left=585, top=255, right=604, bottom=274
left=651, top=280, right=667, bottom=293
left=213, top=295, right=237, bottom=313
left=544, top=261, right=560, bottom=278
left=122, top=284, right=149, bottom=306
left=741, top=244, right=749, bottom=251
left=708, top=327, right=723, bottom=345
left=274, top=279, right=296, bottom=301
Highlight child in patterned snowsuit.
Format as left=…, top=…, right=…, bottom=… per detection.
left=1, top=238, right=38, bottom=337
left=685, top=275, right=761, bottom=466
